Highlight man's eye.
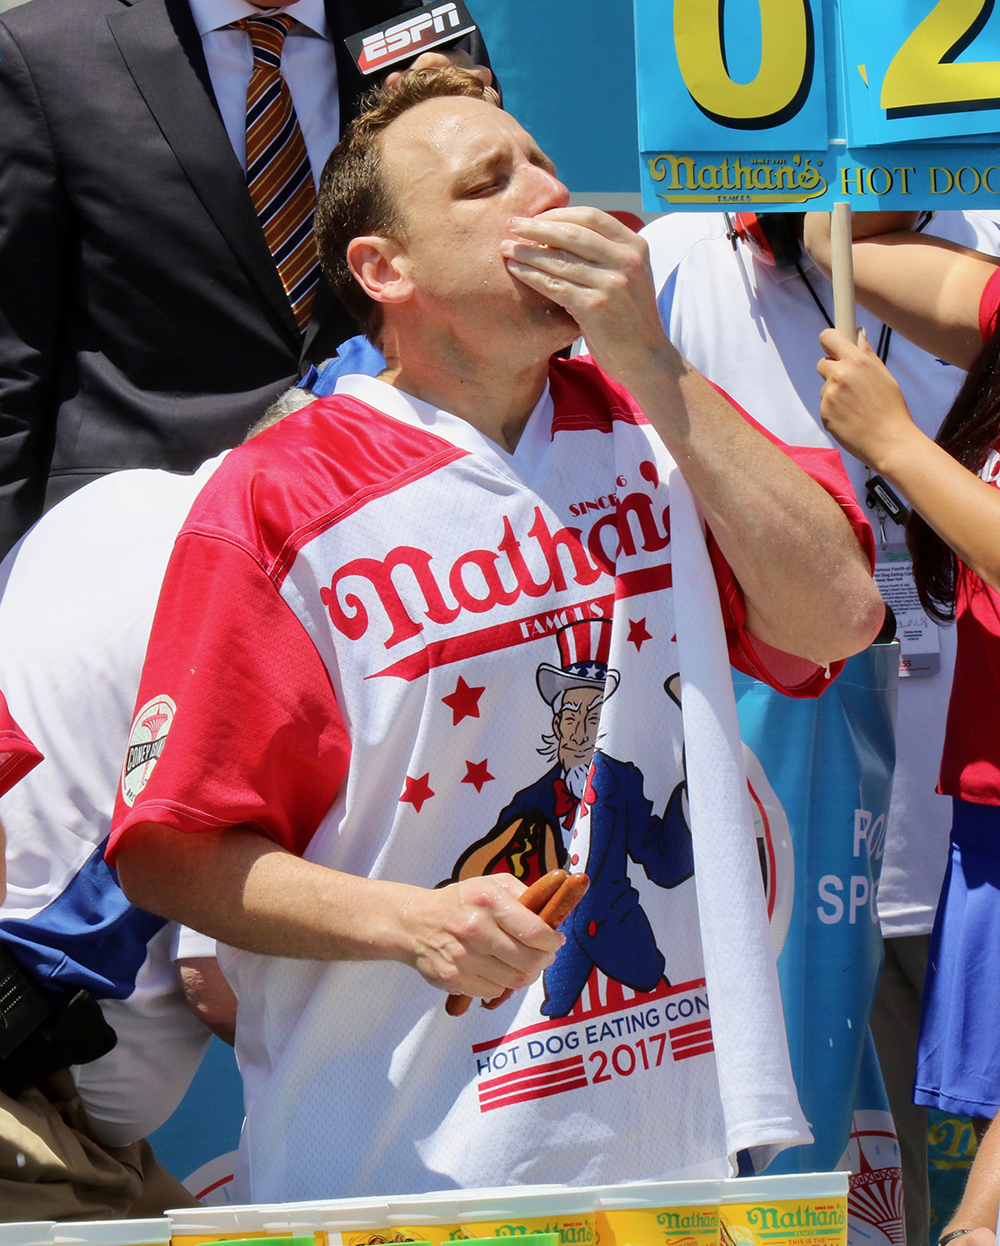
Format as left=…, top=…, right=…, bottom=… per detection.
left=466, top=181, right=499, bottom=197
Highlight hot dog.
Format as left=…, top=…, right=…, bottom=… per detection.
left=539, top=870, right=590, bottom=926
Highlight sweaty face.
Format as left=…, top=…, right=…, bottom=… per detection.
left=377, top=96, right=576, bottom=352
left=554, top=685, right=604, bottom=772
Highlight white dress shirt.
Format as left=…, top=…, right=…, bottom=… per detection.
left=188, top=0, right=340, bottom=190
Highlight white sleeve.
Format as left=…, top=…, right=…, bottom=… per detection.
left=931, top=209, right=1000, bottom=256
left=169, top=921, right=218, bottom=962
left=641, top=210, right=729, bottom=295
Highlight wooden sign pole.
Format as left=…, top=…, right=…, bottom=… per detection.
left=830, top=203, right=857, bottom=342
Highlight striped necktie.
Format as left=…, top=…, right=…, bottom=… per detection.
left=233, top=13, right=320, bottom=333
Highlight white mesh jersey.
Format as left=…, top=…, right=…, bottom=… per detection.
left=111, top=359, right=867, bottom=1201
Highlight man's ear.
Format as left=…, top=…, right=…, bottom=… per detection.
left=347, top=236, right=412, bottom=308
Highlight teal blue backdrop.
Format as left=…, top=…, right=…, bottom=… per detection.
left=474, top=0, right=639, bottom=193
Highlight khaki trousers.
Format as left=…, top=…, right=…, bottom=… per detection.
left=0, top=1071, right=197, bottom=1221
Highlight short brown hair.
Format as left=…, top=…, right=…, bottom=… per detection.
left=315, top=67, right=494, bottom=343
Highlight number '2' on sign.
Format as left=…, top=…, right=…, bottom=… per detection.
left=842, top=0, right=1000, bottom=145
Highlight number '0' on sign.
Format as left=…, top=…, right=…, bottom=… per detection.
left=672, top=0, right=817, bottom=134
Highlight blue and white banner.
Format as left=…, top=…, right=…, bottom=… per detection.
left=735, top=645, right=902, bottom=1246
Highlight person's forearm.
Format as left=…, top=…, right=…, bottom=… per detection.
left=625, top=346, right=883, bottom=664
left=874, top=425, right=1000, bottom=594
left=115, top=821, right=563, bottom=998
left=498, top=204, right=878, bottom=663
left=944, top=1111, right=1000, bottom=1240
left=804, top=213, right=994, bottom=369
left=117, top=821, right=424, bottom=961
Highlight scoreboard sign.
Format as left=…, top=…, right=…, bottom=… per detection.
left=636, top=0, right=1000, bottom=212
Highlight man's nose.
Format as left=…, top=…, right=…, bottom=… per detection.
left=531, top=168, right=570, bottom=215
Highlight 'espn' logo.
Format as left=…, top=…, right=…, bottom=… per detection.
left=346, top=2, right=477, bottom=75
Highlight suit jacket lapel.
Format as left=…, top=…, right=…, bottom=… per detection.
left=326, top=0, right=375, bottom=125
left=108, top=0, right=303, bottom=349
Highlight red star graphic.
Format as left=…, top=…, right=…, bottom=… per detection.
left=399, top=773, right=434, bottom=813
left=462, top=759, right=495, bottom=793
left=628, top=616, right=652, bottom=651
left=441, top=676, right=485, bottom=725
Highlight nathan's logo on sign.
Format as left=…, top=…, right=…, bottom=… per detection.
left=647, top=152, right=827, bottom=206
left=121, top=694, right=176, bottom=807
left=319, top=494, right=670, bottom=651
left=346, top=1, right=477, bottom=76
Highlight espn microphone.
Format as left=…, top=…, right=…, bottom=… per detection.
left=345, top=0, right=479, bottom=77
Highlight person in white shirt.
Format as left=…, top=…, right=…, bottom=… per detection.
left=0, top=456, right=241, bottom=1219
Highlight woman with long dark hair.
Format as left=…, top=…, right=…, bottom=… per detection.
left=805, top=211, right=1000, bottom=1230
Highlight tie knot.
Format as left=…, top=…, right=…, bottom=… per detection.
left=232, top=13, right=295, bottom=63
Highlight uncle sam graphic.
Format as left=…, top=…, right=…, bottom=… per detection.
left=442, top=619, right=694, bottom=1017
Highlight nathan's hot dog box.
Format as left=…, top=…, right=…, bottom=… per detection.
left=456, top=1189, right=595, bottom=1244
left=387, top=1196, right=461, bottom=1245
left=720, top=1174, right=848, bottom=1246
left=301, top=1203, right=391, bottom=1246
left=596, top=1179, right=722, bottom=1246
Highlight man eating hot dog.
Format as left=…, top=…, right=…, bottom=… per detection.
left=109, top=68, right=882, bottom=1202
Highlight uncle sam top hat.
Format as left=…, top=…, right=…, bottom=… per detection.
left=536, top=618, right=620, bottom=707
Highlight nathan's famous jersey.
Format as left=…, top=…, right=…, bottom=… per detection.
left=110, top=359, right=866, bottom=1202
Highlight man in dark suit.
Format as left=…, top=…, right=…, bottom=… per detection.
left=0, top=0, right=492, bottom=557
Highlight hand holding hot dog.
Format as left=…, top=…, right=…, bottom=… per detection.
left=398, top=872, right=565, bottom=1002
left=446, top=869, right=591, bottom=1016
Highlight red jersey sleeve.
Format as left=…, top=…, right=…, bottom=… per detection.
left=108, top=531, right=350, bottom=863
left=980, top=264, right=1000, bottom=342
left=0, top=690, right=42, bottom=798
left=704, top=383, right=877, bottom=699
